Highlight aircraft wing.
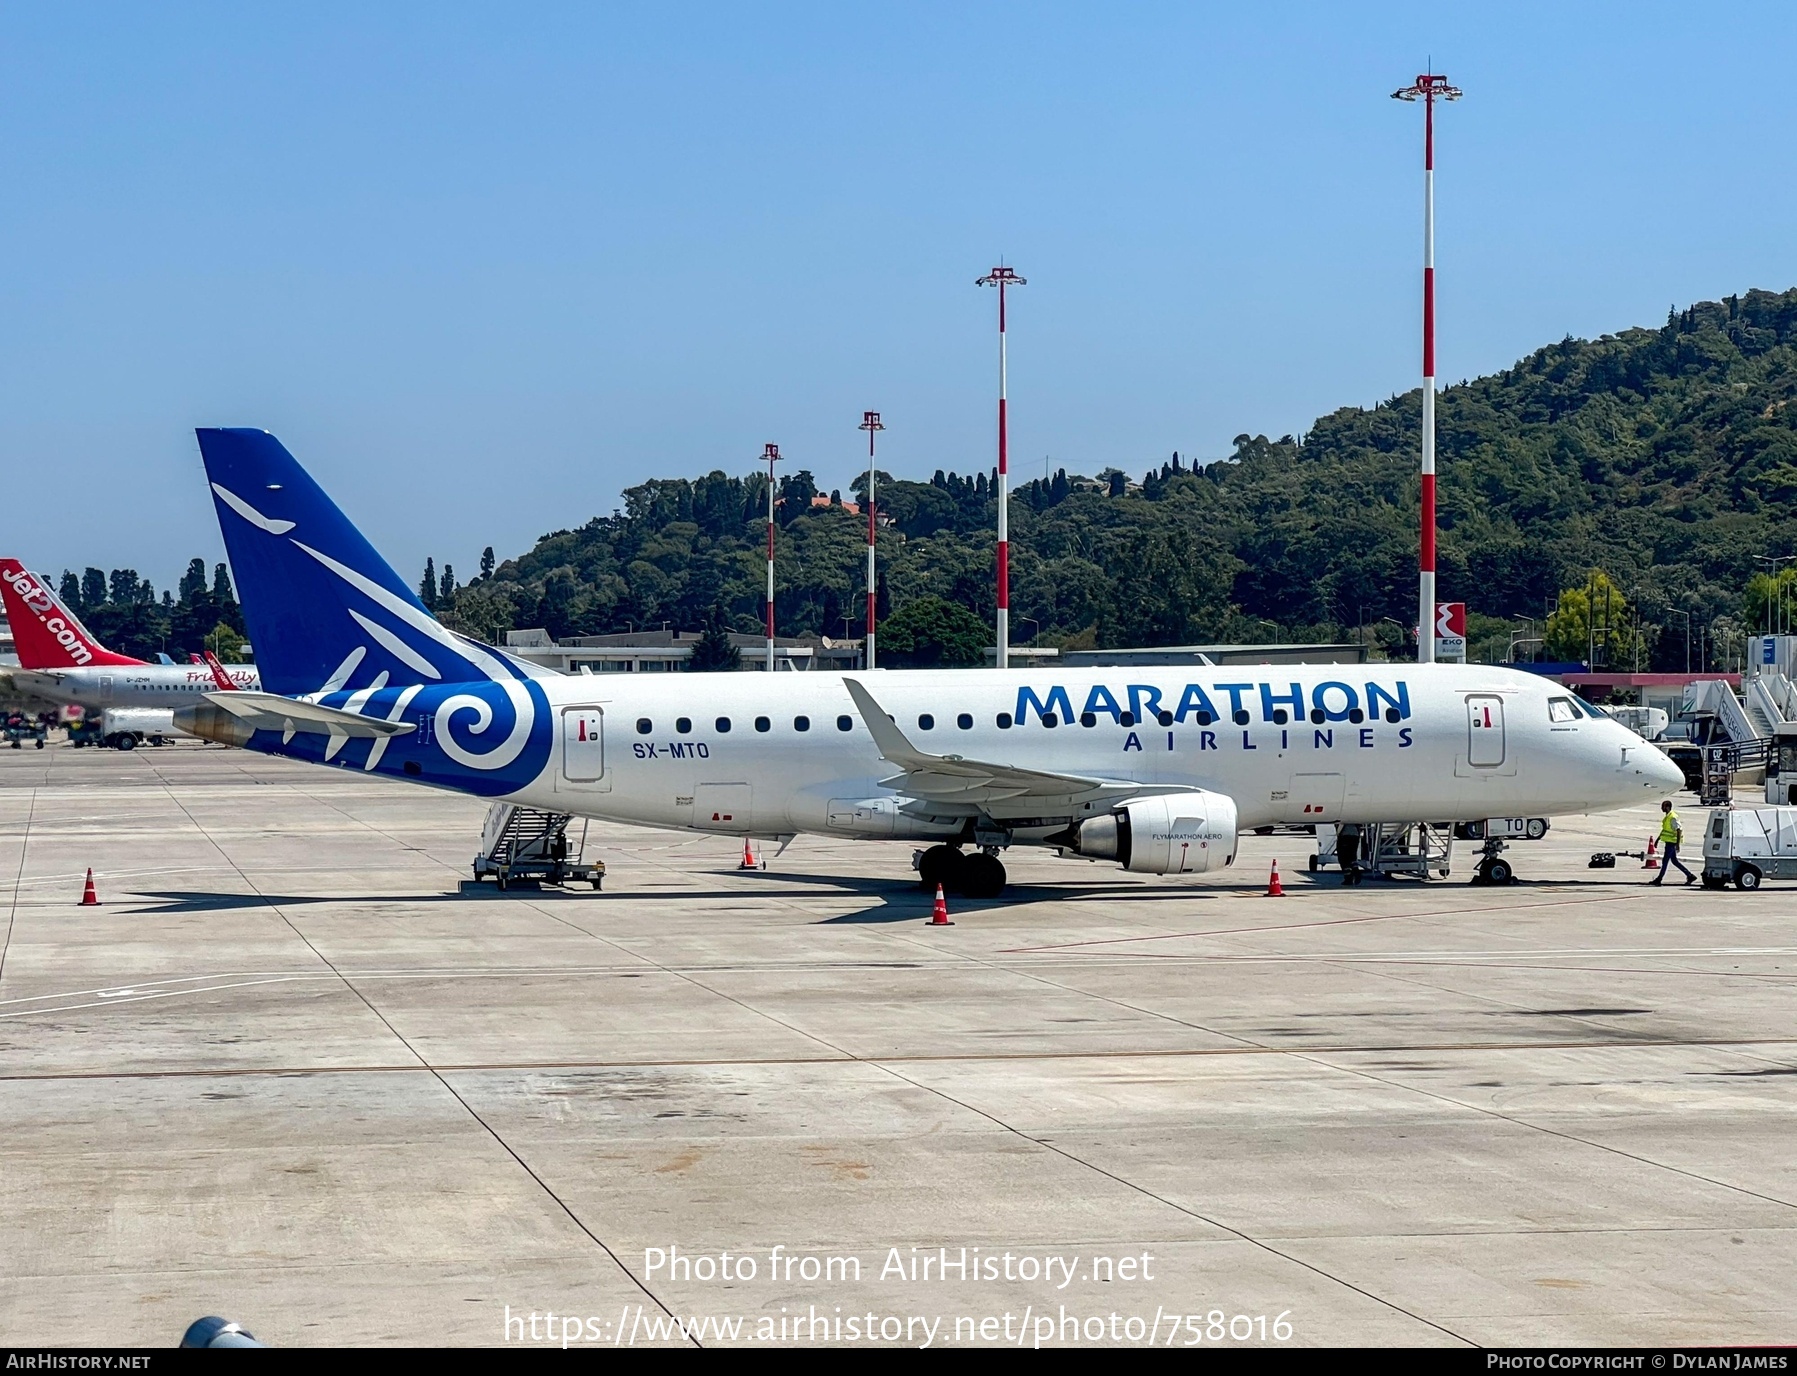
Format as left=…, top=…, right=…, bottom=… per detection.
left=200, top=689, right=416, bottom=738
left=843, top=678, right=1145, bottom=805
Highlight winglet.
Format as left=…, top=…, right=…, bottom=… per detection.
left=199, top=650, right=238, bottom=692
left=843, top=678, right=934, bottom=767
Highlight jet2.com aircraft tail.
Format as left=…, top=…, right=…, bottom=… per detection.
left=0, top=559, right=146, bottom=669
left=192, top=429, right=554, bottom=797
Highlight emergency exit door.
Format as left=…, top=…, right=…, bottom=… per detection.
left=560, top=706, right=606, bottom=786
left=1466, top=695, right=1506, bottom=768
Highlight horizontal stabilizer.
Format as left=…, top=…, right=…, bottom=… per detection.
left=204, top=690, right=416, bottom=737
left=174, top=690, right=418, bottom=747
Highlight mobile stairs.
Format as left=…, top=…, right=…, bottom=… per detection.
left=471, top=803, right=604, bottom=890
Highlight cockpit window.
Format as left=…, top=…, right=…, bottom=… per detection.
left=1547, top=697, right=1579, bottom=724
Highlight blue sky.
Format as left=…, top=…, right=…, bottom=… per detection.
left=3, top=2, right=1793, bottom=593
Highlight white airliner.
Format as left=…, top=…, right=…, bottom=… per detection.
left=0, top=559, right=260, bottom=717
left=179, top=429, right=1685, bottom=897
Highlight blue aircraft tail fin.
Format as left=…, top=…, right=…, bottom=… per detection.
left=195, top=429, right=515, bottom=697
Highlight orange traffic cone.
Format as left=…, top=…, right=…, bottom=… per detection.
left=79, top=868, right=99, bottom=906
left=1266, top=859, right=1284, bottom=898
left=1644, top=839, right=1659, bottom=871
left=739, top=839, right=758, bottom=870
left=928, top=883, right=953, bottom=926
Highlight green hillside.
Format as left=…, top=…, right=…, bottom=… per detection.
left=434, top=287, right=1795, bottom=670
left=49, top=289, right=1797, bottom=668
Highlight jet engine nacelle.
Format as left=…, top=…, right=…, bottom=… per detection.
left=1073, top=791, right=1239, bottom=875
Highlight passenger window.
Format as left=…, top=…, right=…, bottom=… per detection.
left=1548, top=698, right=1578, bottom=724
left=715, top=716, right=731, bottom=733
left=918, top=714, right=934, bottom=730
left=754, top=716, right=770, bottom=733
left=1384, top=709, right=1400, bottom=724
left=837, top=715, right=852, bottom=732
left=1349, top=709, right=1364, bottom=724
left=1232, top=710, right=1250, bottom=726
left=794, top=716, right=810, bottom=732
left=1120, top=711, right=1135, bottom=727
left=1158, top=710, right=1174, bottom=727
left=1080, top=711, right=1096, bottom=728
left=997, top=712, right=1013, bottom=730
left=957, top=713, right=973, bottom=730
left=676, top=717, right=692, bottom=734
left=1272, top=709, right=1289, bottom=725
left=636, top=718, right=653, bottom=735
left=1041, top=712, right=1059, bottom=728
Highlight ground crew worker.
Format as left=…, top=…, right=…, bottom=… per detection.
left=1337, top=824, right=1362, bottom=886
left=1650, top=799, right=1695, bottom=886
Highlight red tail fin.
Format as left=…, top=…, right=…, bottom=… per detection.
left=0, top=560, right=145, bottom=668
left=199, top=650, right=237, bottom=691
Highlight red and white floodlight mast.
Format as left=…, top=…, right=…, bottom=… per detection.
left=858, top=411, right=885, bottom=669
left=762, top=442, right=782, bottom=671
left=1392, top=72, right=1460, bottom=665
left=977, top=264, right=1025, bottom=669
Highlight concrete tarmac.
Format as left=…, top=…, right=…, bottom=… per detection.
left=1, top=741, right=1792, bottom=1348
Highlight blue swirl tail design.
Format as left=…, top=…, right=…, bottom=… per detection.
left=194, top=429, right=552, bottom=797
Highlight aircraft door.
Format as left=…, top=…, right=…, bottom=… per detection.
left=1466, top=694, right=1506, bottom=768
left=558, top=706, right=610, bottom=792
left=98, top=676, right=114, bottom=704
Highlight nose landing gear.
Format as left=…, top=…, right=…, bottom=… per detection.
left=1470, top=839, right=1515, bottom=885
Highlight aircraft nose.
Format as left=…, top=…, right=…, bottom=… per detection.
left=1639, top=741, right=1686, bottom=794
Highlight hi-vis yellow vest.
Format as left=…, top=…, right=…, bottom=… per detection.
left=1659, top=810, right=1682, bottom=845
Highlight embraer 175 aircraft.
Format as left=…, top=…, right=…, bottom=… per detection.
left=0, top=559, right=260, bottom=713
left=179, top=428, right=1684, bottom=897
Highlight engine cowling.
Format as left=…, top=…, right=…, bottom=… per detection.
left=1074, top=791, right=1238, bottom=875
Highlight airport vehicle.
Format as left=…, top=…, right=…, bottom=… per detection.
left=471, top=804, right=604, bottom=890
left=98, top=706, right=178, bottom=750
left=1312, top=815, right=1551, bottom=884
left=1767, top=724, right=1797, bottom=807
left=179, top=429, right=1686, bottom=898
left=0, top=559, right=260, bottom=711
left=1598, top=704, right=1669, bottom=742
left=1701, top=805, right=1797, bottom=890
left=4, top=710, right=45, bottom=749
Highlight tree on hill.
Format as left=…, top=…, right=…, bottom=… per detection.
left=687, top=609, right=739, bottom=671
left=1545, top=571, right=1645, bottom=668
left=1744, top=567, right=1797, bottom=635
left=878, top=596, right=989, bottom=668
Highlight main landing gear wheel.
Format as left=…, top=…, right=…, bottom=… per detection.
left=917, top=845, right=964, bottom=892
left=957, top=851, right=1007, bottom=899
